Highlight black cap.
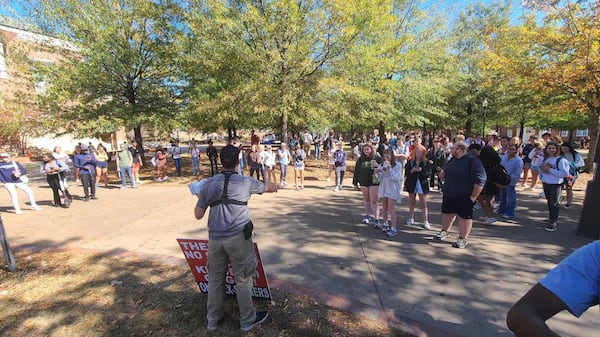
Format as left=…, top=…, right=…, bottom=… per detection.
left=220, top=145, right=239, bottom=168
left=468, top=143, right=482, bottom=151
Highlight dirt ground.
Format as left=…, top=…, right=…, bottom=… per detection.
left=1, top=155, right=414, bottom=337
left=1, top=152, right=595, bottom=337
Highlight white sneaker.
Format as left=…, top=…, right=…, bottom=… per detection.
left=15, top=210, right=23, bottom=215
left=136, top=179, right=142, bottom=184
left=485, top=217, right=497, bottom=225
left=422, top=221, right=431, bottom=230
left=31, top=205, right=42, bottom=211
left=406, top=218, right=414, bottom=225
left=326, top=177, right=331, bottom=182
left=334, top=186, right=339, bottom=191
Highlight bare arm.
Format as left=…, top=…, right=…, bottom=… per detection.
left=506, top=283, right=568, bottom=337
left=470, top=184, right=484, bottom=203
left=194, top=206, right=206, bottom=220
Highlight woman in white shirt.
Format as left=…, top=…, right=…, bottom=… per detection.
left=263, top=145, right=277, bottom=185
left=526, top=142, right=544, bottom=192
left=376, top=149, right=404, bottom=237
left=539, top=143, right=570, bottom=232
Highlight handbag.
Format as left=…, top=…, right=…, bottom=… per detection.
left=12, top=161, right=29, bottom=183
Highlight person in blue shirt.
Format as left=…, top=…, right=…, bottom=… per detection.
left=0, top=152, right=41, bottom=214
left=497, top=145, right=524, bottom=219
left=507, top=240, right=600, bottom=336
left=73, top=144, right=97, bottom=201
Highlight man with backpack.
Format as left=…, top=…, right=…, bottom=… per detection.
left=496, top=145, right=524, bottom=220
left=194, top=145, right=277, bottom=332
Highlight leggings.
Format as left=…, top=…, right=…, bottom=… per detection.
left=543, top=183, right=562, bottom=223
left=47, top=174, right=63, bottom=206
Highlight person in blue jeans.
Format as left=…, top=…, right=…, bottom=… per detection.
left=497, top=145, right=523, bottom=219
left=116, top=143, right=136, bottom=189
left=170, top=140, right=183, bottom=177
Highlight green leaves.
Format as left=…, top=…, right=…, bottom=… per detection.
left=26, top=0, right=185, bottom=140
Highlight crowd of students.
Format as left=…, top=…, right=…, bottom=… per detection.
left=1, top=131, right=586, bottom=239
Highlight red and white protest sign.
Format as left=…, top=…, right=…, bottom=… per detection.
left=177, top=238, right=272, bottom=300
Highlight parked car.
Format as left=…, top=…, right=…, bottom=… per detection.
left=261, top=134, right=281, bottom=145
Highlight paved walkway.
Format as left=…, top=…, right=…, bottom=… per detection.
left=1, top=166, right=597, bottom=337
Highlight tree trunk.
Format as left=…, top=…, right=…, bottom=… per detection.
left=588, top=111, right=600, bottom=171
left=280, top=110, right=288, bottom=143
left=465, top=103, right=473, bottom=137
left=133, top=125, right=145, bottom=165
left=568, top=128, right=575, bottom=144
left=465, top=119, right=472, bottom=138
left=519, top=118, right=525, bottom=139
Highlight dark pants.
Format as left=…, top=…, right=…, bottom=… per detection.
left=249, top=166, right=261, bottom=180
left=209, top=158, right=219, bottom=176
left=261, top=165, right=267, bottom=183
left=47, top=174, right=62, bottom=206
left=543, top=183, right=562, bottom=223
left=430, top=169, right=442, bottom=189
left=81, top=174, right=96, bottom=198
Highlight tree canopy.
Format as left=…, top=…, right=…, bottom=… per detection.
left=0, top=0, right=598, bottom=163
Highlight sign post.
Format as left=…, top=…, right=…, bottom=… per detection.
left=0, top=215, right=16, bottom=272
left=177, top=238, right=272, bottom=300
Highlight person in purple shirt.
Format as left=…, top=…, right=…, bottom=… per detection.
left=333, top=142, right=347, bottom=191
left=73, top=144, right=97, bottom=201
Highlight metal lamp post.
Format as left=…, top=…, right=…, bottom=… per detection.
left=482, top=98, right=488, bottom=136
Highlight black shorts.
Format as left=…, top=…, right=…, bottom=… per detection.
left=442, top=195, right=474, bottom=220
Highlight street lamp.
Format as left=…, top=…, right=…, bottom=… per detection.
left=482, top=98, right=488, bottom=136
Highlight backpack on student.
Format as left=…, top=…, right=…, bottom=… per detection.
left=558, top=156, right=580, bottom=188
left=493, top=164, right=511, bottom=188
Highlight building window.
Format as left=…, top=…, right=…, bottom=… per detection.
left=560, top=130, right=569, bottom=137
left=576, top=129, right=589, bottom=137
left=30, top=58, right=53, bottom=94
left=0, top=41, right=8, bottom=79
left=506, top=129, right=513, bottom=138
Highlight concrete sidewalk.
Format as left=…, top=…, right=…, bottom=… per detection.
left=1, top=171, right=597, bottom=337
